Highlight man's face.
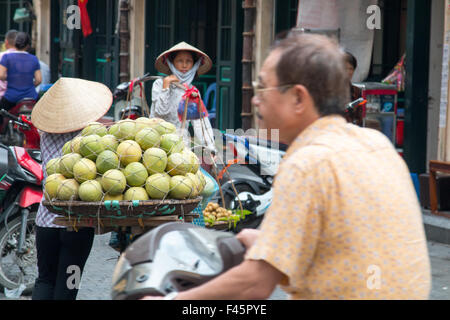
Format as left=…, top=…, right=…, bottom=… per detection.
left=252, top=50, right=295, bottom=142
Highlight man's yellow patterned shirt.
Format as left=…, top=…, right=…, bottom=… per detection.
left=246, top=116, right=431, bottom=299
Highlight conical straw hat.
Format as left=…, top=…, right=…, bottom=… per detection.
left=31, top=77, right=113, bottom=134
left=155, top=42, right=212, bottom=75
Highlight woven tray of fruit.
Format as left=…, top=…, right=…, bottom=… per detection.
left=43, top=198, right=202, bottom=218
left=42, top=118, right=214, bottom=221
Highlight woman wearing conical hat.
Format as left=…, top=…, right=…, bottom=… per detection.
left=30, top=77, right=112, bottom=300
left=151, top=42, right=216, bottom=154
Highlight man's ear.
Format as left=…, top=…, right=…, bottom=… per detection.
left=292, top=84, right=309, bottom=114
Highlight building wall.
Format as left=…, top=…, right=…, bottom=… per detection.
left=34, top=0, right=51, bottom=65
left=129, top=0, right=145, bottom=80
left=427, top=0, right=445, bottom=165
left=253, top=0, right=275, bottom=130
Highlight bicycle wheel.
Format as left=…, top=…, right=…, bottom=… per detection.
left=0, top=212, right=38, bottom=293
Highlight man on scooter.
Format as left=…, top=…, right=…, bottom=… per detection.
left=143, top=33, right=431, bottom=300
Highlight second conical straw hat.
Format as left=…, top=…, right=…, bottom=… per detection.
left=155, top=42, right=212, bottom=75
left=31, top=77, right=113, bottom=134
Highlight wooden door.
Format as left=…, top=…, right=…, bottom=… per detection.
left=216, top=0, right=243, bottom=130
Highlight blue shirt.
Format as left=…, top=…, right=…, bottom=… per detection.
left=0, top=52, right=40, bottom=102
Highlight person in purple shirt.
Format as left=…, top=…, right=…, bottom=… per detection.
left=0, top=32, right=42, bottom=111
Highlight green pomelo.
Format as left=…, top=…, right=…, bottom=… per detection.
left=78, top=180, right=103, bottom=202
left=124, top=162, right=149, bottom=187
left=195, top=170, right=206, bottom=193
left=145, top=173, right=170, bottom=199
left=62, top=141, right=71, bottom=155
left=146, top=118, right=165, bottom=131
left=104, top=193, right=124, bottom=201
left=101, top=169, right=127, bottom=196
left=108, top=123, right=119, bottom=136
left=80, top=134, right=105, bottom=161
left=116, top=140, right=142, bottom=166
left=154, top=121, right=176, bottom=135
left=56, top=179, right=79, bottom=201
left=70, top=136, right=83, bottom=154
left=166, top=153, right=190, bottom=176
left=81, top=122, right=108, bottom=137
left=186, top=173, right=201, bottom=198
left=44, top=174, right=66, bottom=200
left=169, top=175, right=195, bottom=199
left=142, top=148, right=167, bottom=175
left=73, top=158, right=97, bottom=183
left=100, top=134, right=119, bottom=152
left=96, top=150, right=120, bottom=174
left=113, top=120, right=136, bottom=141
left=201, top=174, right=217, bottom=198
left=124, top=187, right=149, bottom=201
left=46, top=158, right=60, bottom=176
left=135, top=117, right=153, bottom=135
left=134, top=127, right=160, bottom=150
left=59, top=153, right=82, bottom=178
left=182, top=149, right=200, bottom=174
left=160, top=134, right=184, bottom=155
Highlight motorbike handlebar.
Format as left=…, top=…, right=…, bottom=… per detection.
left=0, top=109, right=20, bottom=122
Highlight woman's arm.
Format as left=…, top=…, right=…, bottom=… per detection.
left=0, top=65, right=7, bottom=81
left=34, top=69, right=42, bottom=87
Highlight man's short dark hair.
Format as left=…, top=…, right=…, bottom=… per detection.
left=271, top=33, right=350, bottom=117
left=5, top=29, right=18, bottom=46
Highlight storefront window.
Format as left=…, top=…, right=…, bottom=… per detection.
left=0, top=0, right=32, bottom=43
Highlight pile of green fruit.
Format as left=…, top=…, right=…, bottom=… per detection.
left=44, top=117, right=211, bottom=202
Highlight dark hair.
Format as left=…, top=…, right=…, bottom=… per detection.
left=272, top=34, right=349, bottom=117
left=14, top=32, right=31, bottom=50
left=344, top=51, right=357, bottom=70
left=169, top=50, right=197, bottom=63
left=5, top=29, right=18, bottom=46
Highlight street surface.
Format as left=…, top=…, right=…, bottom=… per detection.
left=0, top=234, right=448, bottom=300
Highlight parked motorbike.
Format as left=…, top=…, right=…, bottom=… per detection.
left=0, top=115, right=42, bottom=293
left=217, top=133, right=287, bottom=232
left=111, top=222, right=245, bottom=300
left=0, top=109, right=40, bottom=150
left=0, top=99, right=36, bottom=147
left=113, top=73, right=162, bottom=121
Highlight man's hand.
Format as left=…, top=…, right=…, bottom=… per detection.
left=236, top=229, right=260, bottom=250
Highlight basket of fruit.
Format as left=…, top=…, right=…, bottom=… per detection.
left=42, top=118, right=211, bottom=229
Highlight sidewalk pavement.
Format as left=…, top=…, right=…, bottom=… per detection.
left=422, top=209, right=450, bottom=245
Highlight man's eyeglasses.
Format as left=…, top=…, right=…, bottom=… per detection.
left=252, top=81, right=295, bottom=97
